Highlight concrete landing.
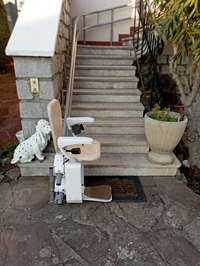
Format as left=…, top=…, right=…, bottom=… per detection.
left=1, top=168, right=200, bottom=266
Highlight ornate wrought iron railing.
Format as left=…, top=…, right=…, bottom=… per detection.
left=131, top=0, right=164, bottom=108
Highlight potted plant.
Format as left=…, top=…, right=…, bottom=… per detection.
left=144, top=104, right=188, bottom=164
left=149, top=0, right=200, bottom=168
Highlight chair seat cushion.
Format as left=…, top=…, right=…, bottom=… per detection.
left=66, top=140, right=100, bottom=161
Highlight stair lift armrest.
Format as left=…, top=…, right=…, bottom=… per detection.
left=66, top=117, right=95, bottom=130
left=57, top=136, right=94, bottom=159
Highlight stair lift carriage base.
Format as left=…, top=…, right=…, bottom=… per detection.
left=47, top=99, right=112, bottom=204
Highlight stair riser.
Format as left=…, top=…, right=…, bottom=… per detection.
left=75, top=69, right=136, bottom=77
left=122, top=40, right=133, bottom=46
left=71, top=110, right=144, bottom=117
left=73, top=95, right=140, bottom=103
left=74, top=81, right=138, bottom=89
left=101, top=146, right=148, bottom=154
left=76, top=58, right=134, bottom=66
left=85, top=126, right=145, bottom=134
left=85, top=167, right=178, bottom=176
left=77, top=48, right=132, bottom=56
left=102, top=145, right=148, bottom=154
left=20, top=163, right=178, bottom=177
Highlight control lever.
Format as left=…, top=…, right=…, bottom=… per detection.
left=71, top=124, right=84, bottom=135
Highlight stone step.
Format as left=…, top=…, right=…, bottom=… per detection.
left=86, top=117, right=144, bottom=126
left=85, top=153, right=181, bottom=176
left=77, top=45, right=134, bottom=56
left=88, top=134, right=148, bottom=153
left=74, top=117, right=145, bottom=136
left=73, top=88, right=141, bottom=95
left=84, top=117, right=144, bottom=134
left=85, top=125, right=145, bottom=135
left=73, top=88, right=141, bottom=103
left=76, top=55, right=135, bottom=66
left=75, top=65, right=136, bottom=77
left=19, top=154, right=54, bottom=177
left=73, top=76, right=138, bottom=89
left=71, top=102, right=144, bottom=117
left=19, top=153, right=181, bottom=177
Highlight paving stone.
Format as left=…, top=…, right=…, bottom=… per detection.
left=162, top=203, right=198, bottom=231
left=108, top=189, right=164, bottom=232
left=184, top=216, right=200, bottom=252
left=50, top=218, right=110, bottom=264
left=5, top=167, right=20, bottom=180
left=0, top=223, right=61, bottom=266
left=0, top=183, right=13, bottom=218
left=149, top=229, right=200, bottom=266
left=12, top=177, right=49, bottom=211
left=154, top=178, right=200, bottom=211
left=49, top=215, right=165, bottom=266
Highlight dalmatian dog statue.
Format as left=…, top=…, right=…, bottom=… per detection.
left=11, top=119, right=51, bottom=164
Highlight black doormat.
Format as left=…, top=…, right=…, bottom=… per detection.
left=85, top=176, right=146, bottom=202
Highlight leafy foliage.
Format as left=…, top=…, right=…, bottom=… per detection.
left=0, top=142, right=18, bottom=167
left=0, top=0, right=10, bottom=70
left=149, top=104, right=179, bottom=122
left=151, top=0, right=200, bottom=64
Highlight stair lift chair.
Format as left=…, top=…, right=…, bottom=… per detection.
left=47, top=99, right=112, bottom=204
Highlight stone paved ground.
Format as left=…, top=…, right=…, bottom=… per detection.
left=0, top=168, right=200, bottom=266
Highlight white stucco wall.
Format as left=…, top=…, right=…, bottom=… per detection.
left=71, top=0, right=135, bottom=42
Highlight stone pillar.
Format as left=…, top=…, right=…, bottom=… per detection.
left=6, top=0, right=71, bottom=138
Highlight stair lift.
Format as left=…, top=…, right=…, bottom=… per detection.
left=47, top=99, right=112, bottom=204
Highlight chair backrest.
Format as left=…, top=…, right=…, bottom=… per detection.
left=47, top=99, right=63, bottom=153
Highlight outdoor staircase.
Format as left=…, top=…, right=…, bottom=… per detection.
left=19, top=44, right=180, bottom=177
left=71, top=45, right=180, bottom=176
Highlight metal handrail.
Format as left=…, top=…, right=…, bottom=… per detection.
left=84, top=17, right=132, bottom=32
left=82, top=3, right=133, bottom=45
left=63, top=3, right=135, bottom=135
left=63, top=16, right=79, bottom=135
left=82, top=3, right=133, bottom=17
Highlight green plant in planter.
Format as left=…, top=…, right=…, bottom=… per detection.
left=149, top=104, right=179, bottom=122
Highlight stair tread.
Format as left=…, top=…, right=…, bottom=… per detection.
left=74, top=76, right=138, bottom=81
left=85, top=117, right=144, bottom=126
left=85, top=153, right=181, bottom=168
left=73, top=88, right=141, bottom=95
left=78, top=45, right=133, bottom=50
left=75, top=65, right=136, bottom=70
left=18, top=153, right=180, bottom=177
left=76, top=55, right=135, bottom=60
left=86, top=134, right=147, bottom=145
left=72, top=102, right=144, bottom=110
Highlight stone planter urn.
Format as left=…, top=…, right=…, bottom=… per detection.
left=144, top=112, right=188, bottom=164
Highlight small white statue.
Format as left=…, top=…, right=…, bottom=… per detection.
left=11, top=119, right=51, bottom=164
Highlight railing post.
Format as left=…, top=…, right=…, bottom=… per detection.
left=83, top=15, right=86, bottom=44
left=110, top=9, right=114, bottom=45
